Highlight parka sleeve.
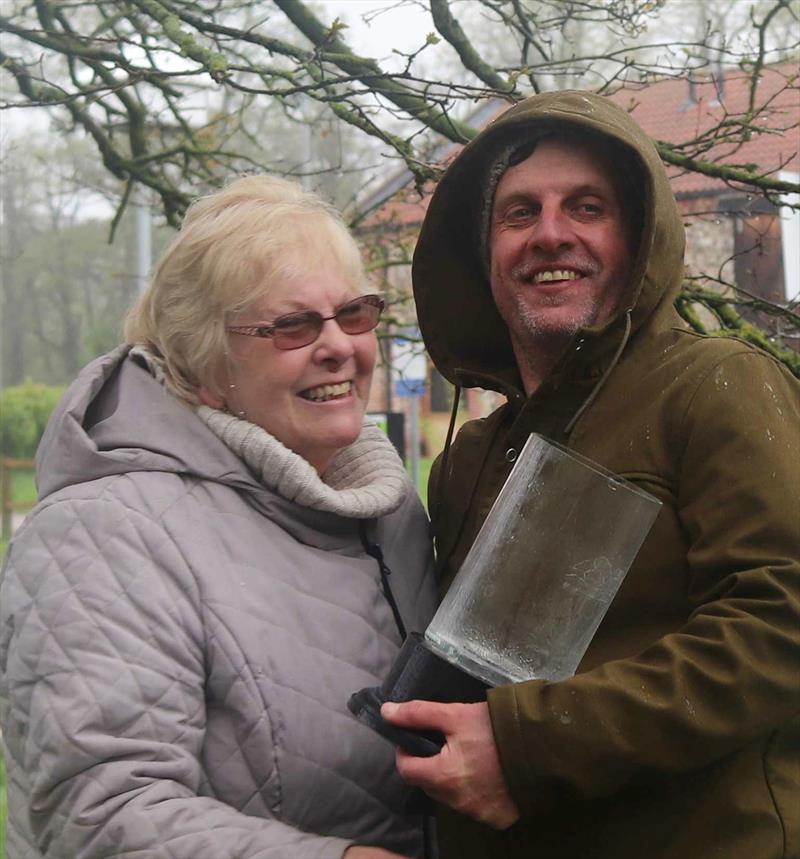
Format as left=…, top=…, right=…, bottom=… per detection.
left=487, top=350, right=800, bottom=815
left=0, top=493, right=353, bottom=859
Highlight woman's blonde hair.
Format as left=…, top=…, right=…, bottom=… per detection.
left=124, top=175, right=367, bottom=403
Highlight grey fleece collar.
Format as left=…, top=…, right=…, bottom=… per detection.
left=197, top=407, right=411, bottom=519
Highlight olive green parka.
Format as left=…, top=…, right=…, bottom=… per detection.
left=412, top=92, right=800, bottom=859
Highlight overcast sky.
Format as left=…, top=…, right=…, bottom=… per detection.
left=319, top=0, right=445, bottom=67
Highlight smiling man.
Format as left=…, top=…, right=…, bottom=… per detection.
left=487, top=133, right=634, bottom=393
left=383, top=92, right=800, bottom=859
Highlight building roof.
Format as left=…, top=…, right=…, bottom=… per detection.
left=360, top=62, right=799, bottom=228
left=613, top=62, right=799, bottom=196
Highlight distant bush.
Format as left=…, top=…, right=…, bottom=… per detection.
left=0, top=382, right=64, bottom=458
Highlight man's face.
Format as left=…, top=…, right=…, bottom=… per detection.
left=489, top=138, right=632, bottom=355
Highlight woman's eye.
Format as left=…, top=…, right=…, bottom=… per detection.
left=274, top=313, right=313, bottom=332
left=337, top=303, right=362, bottom=319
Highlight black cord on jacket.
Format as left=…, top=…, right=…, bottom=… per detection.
left=358, top=521, right=408, bottom=641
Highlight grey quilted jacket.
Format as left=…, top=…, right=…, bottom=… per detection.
left=0, top=347, right=437, bottom=859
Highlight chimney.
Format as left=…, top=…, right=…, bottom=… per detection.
left=680, top=75, right=698, bottom=112
left=710, top=64, right=725, bottom=107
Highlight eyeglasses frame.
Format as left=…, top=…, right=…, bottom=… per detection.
left=226, top=293, right=385, bottom=350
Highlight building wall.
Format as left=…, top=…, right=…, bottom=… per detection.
left=680, top=191, right=789, bottom=302
left=680, top=195, right=736, bottom=284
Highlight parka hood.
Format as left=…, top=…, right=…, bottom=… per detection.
left=35, top=345, right=258, bottom=501
left=34, top=347, right=408, bottom=548
left=412, top=90, right=686, bottom=392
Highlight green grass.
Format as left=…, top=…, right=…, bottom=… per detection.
left=408, top=456, right=433, bottom=507
left=10, top=469, right=36, bottom=507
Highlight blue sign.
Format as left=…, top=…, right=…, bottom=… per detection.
left=392, top=328, right=427, bottom=398
left=394, top=378, right=426, bottom=397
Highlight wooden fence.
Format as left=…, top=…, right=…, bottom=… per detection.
left=1, top=457, right=35, bottom=541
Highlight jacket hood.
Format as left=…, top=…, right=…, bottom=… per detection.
left=412, top=90, right=686, bottom=391
left=36, top=345, right=258, bottom=501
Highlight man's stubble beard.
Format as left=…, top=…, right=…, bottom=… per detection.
left=505, top=279, right=602, bottom=343
left=503, top=257, right=604, bottom=339
left=500, top=293, right=600, bottom=389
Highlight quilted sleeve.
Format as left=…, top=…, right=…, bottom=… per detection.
left=487, top=350, right=800, bottom=814
left=0, top=490, right=353, bottom=859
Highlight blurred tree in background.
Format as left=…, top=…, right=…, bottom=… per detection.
left=1, top=0, right=798, bottom=385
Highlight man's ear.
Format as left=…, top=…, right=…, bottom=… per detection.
left=198, top=383, right=226, bottom=410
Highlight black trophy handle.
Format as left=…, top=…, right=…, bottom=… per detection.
left=348, top=633, right=489, bottom=757
left=348, top=687, right=444, bottom=757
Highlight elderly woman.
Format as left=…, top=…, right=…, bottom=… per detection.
left=0, top=176, right=436, bottom=859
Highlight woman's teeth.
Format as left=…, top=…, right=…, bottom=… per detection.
left=532, top=269, right=581, bottom=284
left=300, top=381, right=352, bottom=402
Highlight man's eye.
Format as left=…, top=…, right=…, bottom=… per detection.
left=576, top=202, right=603, bottom=216
left=504, top=205, right=534, bottom=223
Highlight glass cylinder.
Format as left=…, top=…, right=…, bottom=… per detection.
left=425, top=434, right=662, bottom=686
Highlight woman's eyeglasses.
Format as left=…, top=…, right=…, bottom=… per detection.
left=227, top=294, right=384, bottom=351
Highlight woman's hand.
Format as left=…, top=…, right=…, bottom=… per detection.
left=344, top=847, right=411, bottom=858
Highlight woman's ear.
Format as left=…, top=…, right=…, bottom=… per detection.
left=198, top=383, right=226, bottom=410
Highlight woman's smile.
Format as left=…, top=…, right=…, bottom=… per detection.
left=298, top=380, right=354, bottom=402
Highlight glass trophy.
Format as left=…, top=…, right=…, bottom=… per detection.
left=349, top=433, right=662, bottom=756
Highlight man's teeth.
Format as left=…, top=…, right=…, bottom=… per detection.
left=300, top=381, right=352, bottom=402
left=532, top=269, right=581, bottom=284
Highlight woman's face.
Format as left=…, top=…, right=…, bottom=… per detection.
left=200, top=267, right=377, bottom=474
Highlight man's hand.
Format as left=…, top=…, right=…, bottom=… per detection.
left=381, top=700, right=520, bottom=830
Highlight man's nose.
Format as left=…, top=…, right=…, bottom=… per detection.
left=527, top=206, right=573, bottom=253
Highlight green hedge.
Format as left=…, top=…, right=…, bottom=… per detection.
left=0, top=382, right=64, bottom=459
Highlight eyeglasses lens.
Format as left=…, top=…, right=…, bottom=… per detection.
left=336, top=299, right=381, bottom=334
left=272, top=296, right=383, bottom=350
left=271, top=313, right=320, bottom=349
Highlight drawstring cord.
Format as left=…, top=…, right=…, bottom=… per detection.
left=428, top=311, right=631, bottom=559
left=358, top=521, right=434, bottom=856
left=358, top=520, right=407, bottom=641
left=565, top=308, right=633, bottom=436
left=359, top=524, right=433, bottom=856
left=439, top=309, right=632, bottom=471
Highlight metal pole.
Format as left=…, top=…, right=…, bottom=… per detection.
left=301, top=120, right=313, bottom=191
left=409, top=394, right=420, bottom=491
left=135, top=186, right=152, bottom=294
